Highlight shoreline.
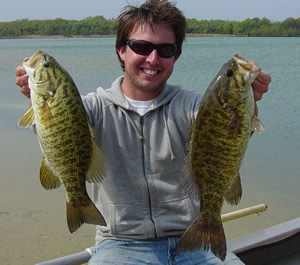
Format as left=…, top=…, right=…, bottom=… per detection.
left=0, top=33, right=238, bottom=39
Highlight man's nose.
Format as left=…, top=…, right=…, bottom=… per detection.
left=146, top=49, right=160, bottom=64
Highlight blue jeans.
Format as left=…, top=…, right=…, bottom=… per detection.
left=88, top=237, right=244, bottom=265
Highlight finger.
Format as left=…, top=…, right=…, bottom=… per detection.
left=20, top=85, right=31, bottom=98
left=252, top=79, right=269, bottom=101
left=252, top=78, right=269, bottom=95
left=253, top=87, right=263, bottom=101
left=16, top=58, right=31, bottom=99
left=16, top=72, right=28, bottom=87
left=16, top=65, right=26, bottom=77
left=251, top=71, right=271, bottom=101
left=254, top=101, right=258, bottom=116
left=15, top=57, right=30, bottom=76
left=256, top=71, right=272, bottom=85
left=16, top=73, right=31, bottom=99
left=249, top=60, right=271, bottom=86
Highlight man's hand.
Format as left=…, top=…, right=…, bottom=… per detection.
left=252, top=71, right=271, bottom=101
left=249, top=60, right=271, bottom=116
left=15, top=58, right=30, bottom=98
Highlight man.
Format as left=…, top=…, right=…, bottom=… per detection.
left=15, top=1, right=270, bottom=264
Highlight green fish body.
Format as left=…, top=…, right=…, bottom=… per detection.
left=18, top=50, right=106, bottom=233
left=177, top=55, right=264, bottom=260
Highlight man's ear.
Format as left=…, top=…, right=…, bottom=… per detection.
left=117, top=46, right=126, bottom=61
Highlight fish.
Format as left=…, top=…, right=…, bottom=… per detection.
left=177, top=54, right=264, bottom=260
left=18, top=50, right=106, bottom=233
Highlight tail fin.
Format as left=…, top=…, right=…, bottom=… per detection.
left=66, top=198, right=106, bottom=233
left=177, top=215, right=227, bottom=261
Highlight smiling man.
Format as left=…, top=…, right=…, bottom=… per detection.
left=15, top=1, right=271, bottom=264
left=117, top=23, right=178, bottom=101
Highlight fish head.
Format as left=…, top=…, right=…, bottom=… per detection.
left=23, top=50, right=65, bottom=98
left=215, top=54, right=261, bottom=109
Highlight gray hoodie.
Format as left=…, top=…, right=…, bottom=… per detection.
left=82, top=76, right=203, bottom=245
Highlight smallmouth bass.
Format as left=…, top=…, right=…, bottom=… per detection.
left=18, top=50, right=106, bottom=233
left=177, top=55, right=264, bottom=260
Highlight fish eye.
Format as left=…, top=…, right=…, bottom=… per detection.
left=226, top=69, right=234, bottom=77
left=43, top=62, right=50, bottom=68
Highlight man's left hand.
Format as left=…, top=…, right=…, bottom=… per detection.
left=252, top=71, right=271, bottom=101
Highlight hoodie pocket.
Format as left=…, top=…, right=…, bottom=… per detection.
left=108, top=202, right=155, bottom=238
left=152, top=196, right=200, bottom=237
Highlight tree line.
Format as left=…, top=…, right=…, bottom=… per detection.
left=0, top=16, right=300, bottom=38
left=186, top=17, right=300, bottom=37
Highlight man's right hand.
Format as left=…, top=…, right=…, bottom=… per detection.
left=16, top=58, right=30, bottom=98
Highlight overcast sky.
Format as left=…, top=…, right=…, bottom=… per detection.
left=1, top=0, right=299, bottom=22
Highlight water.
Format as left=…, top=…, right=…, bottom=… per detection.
left=1, top=37, right=299, bottom=264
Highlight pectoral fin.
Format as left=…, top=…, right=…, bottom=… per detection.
left=40, top=159, right=61, bottom=190
left=251, top=115, right=265, bottom=133
left=228, top=111, right=240, bottom=136
left=39, top=103, right=53, bottom=126
left=18, top=107, right=35, bottom=128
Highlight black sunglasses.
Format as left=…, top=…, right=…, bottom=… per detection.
left=126, top=39, right=177, bottom=58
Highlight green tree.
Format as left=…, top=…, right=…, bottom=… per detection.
left=1, top=16, right=300, bottom=38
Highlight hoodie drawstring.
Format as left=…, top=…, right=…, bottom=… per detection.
left=118, top=102, right=175, bottom=161
left=119, top=107, right=144, bottom=140
left=163, top=105, right=176, bottom=161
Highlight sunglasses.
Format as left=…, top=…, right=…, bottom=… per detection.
left=126, top=39, right=177, bottom=58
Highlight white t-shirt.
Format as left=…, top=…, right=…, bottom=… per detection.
left=125, top=95, right=154, bottom=116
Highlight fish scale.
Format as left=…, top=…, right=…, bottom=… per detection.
left=35, top=86, right=94, bottom=204
left=178, top=55, right=264, bottom=260
left=18, top=50, right=106, bottom=233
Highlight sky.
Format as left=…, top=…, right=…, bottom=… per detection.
left=1, top=0, right=299, bottom=22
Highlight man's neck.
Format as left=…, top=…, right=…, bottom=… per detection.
left=121, top=78, right=163, bottom=101
left=122, top=89, right=161, bottom=101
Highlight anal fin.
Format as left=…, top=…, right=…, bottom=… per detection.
left=40, top=159, right=61, bottom=190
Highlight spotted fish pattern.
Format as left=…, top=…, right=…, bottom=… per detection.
left=177, top=55, right=264, bottom=260
left=18, top=50, right=106, bottom=233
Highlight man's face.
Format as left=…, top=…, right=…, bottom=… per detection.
left=117, top=23, right=178, bottom=100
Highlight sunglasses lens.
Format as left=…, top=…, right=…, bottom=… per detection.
left=127, top=40, right=176, bottom=58
left=131, top=41, right=153, bottom=56
left=157, top=44, right=176, bottom=58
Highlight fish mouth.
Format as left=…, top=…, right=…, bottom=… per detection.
left=23, top=50, right=49, bottom=92
left=24, top=50, right=45, bottom=68
left=234, top=54, right=261, bottom=80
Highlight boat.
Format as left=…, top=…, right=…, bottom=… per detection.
left=35, top=205, right=300, bottom=265
left=229, top=217, right=300, bottom=265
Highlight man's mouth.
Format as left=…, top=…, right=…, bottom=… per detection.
left=142, top=68, right=159, bottom=75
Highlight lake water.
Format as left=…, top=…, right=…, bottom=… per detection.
left=1, top=37, right=299, bottom=264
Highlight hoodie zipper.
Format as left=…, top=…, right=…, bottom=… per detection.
left=140, top=115, right=158, bottom=238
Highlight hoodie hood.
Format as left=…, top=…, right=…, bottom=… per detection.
left=98, top=76, right=183, bottom=114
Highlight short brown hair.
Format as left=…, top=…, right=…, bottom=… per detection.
left=116, top=0, right=186, bottom=71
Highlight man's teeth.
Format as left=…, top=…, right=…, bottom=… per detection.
left=143, top=69, right=158, bottom=75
